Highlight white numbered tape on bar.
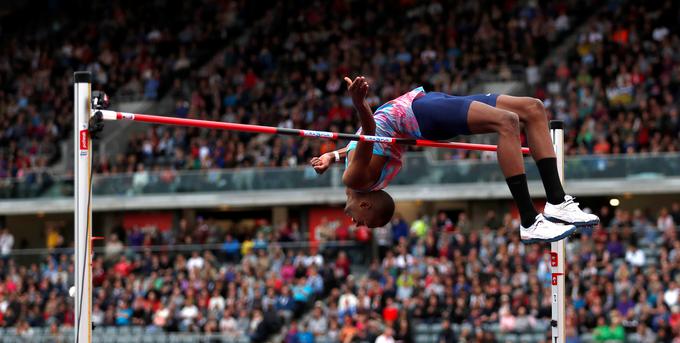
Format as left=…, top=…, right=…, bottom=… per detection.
left=362, top=136, right=394, bottom=143
left=302, top=130, right=335, bottom=138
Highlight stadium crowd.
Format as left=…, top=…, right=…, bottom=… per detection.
left=102, top=0, right=586, bottom=173
left=0, top=0, right=247, bottom=180
left=1, top=203, right=680, bottom=342
left=2, top=0, right=594, bottom=181
left=534, top=1, right=680, bottom=156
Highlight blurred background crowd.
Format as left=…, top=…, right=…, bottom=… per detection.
left=2, top=203, right=680, bottom=342
left=1, top=0, right=680, bottom=342
left=1, top=0, right=677, bottom=179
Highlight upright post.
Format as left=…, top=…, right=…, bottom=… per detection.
left=550, top=120, right=566, bottom=343
left=74, top=71, right=93, bottom=343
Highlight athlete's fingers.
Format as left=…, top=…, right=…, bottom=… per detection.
left=344, top=77, right=352, bottom=88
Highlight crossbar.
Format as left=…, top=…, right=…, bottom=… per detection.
left=98, top=109, right=531, bottom=154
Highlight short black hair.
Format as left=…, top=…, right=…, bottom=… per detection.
left=368, top=190, right=395, bottom=228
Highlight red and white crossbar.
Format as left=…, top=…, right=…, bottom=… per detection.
left=99, top=110, right=530, bottom=154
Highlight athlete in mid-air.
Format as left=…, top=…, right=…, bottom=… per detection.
left=311, top=76, right=599, bottom=243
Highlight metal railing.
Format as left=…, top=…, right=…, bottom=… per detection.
left=1, top=152, right=679, bottom=199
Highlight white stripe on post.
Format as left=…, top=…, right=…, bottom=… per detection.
left=550, top=120, right=566, bottom=343
left=73, top=71, right=93, bottom=343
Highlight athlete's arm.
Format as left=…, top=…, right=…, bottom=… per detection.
left=310, top=147, right=349, bottom=174
left=341, top=76, right=381, bottom=189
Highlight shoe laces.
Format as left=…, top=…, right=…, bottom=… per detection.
left=560, top=195, right=580, bottom=211
left=525, top=215, right=544, bottom=232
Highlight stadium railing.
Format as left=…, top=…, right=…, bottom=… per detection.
left=1, top=152, right=679, bottom=199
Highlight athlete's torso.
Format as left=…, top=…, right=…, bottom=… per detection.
left=345, top=87, right=426, bottom=191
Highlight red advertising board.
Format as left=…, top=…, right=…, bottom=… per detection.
left=123, top=212, right=173, bottom=232
left=308, top=207, right=353, bottom=241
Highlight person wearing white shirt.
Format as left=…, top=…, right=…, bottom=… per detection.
left=208, top=290, right=225, bottom=313
left=180, top=299, right=199, bottom=328
left=0, top=228, right=14, bottom=259
left=219, top=309, right=239, bottom=337
left=625, top=245, right=645, bottom=267
left=186, top=251, right=205, bottom=271
left=338, top=287, right=358, bottom=313
left=375, top=327, right=395, bottom=343
left=664, top=281, right=679, bottom=308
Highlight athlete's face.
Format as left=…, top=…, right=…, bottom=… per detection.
left=344, top=189, right=379, bottom=228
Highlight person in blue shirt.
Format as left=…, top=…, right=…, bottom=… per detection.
left=115, top=300, right=133, bottom=326
left=306, top=267, right=324, bottom=295
left=390, top=214, right=409, bottom=245
left=292, top=277, right=313, bottom=317
left=296, top=322, right=315, bottom=343
left=276, top=286, right=295, bottom=320
left=221, top=234, right=241, bottom=262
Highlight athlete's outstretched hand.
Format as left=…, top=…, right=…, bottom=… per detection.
left=310, top=153, right=333, bottom=174
left=344, top=76, right=369, bottom=105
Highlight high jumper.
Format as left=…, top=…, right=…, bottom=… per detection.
left=311, top=76, right=599, bottom=243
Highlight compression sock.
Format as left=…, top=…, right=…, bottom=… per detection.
left=536, top=157, right=566, bottom=204
left=506, top=174, right=539, bottom=228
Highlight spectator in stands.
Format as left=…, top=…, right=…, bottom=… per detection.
left=45, top=225, right=64, bottom=252
left=593, top=312, right=625, bottom=342
left=339, top=316, right=358, bottom=343
left=375, top=327, right=395, bottom=343
left=115, top=300, right=133, bottom=326
left=104, top=234, right=124, bottom=260
left=296, top=322, right=314, bottom=343
left=0, top=227, right=13, bottom=261
left=308, top=303, right=328, bottom=337
left=390, top=214, right=409, bottom=245
left=437, top=320, right=456, bottom=343
left=624, top=244, right=645, bottom=267
left=658, top=207, right=675, bottom=233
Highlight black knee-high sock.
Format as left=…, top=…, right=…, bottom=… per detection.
left=536, top=157, right=566, bottom=204
left=506, top=174, right=539, bottom=228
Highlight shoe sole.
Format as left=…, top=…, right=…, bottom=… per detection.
left=543, top=215, right=600, bottom=227
left=521, top=226, right=577, bottom=244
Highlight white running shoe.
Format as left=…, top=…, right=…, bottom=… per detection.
left=543, top=195, right=600, bottom=227
left=520, top=214, right=577, bottom=244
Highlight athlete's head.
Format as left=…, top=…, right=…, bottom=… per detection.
left=344, top=189, right=395, bottom=228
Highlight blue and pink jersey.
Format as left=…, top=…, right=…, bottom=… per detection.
left=345, top=87, right=426, bottom=192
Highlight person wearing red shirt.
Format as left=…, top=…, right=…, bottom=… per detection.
left=382, top=297, right=399, bottom=323
left=113, top=255, right=133, bottom=277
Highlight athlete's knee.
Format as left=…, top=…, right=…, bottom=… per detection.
left=524, top=98, right=546, bottom=121
left=497, top=111, right=520, bottom=135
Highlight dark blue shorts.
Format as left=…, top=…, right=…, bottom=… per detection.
left=412, top=92, right=499, bottom=140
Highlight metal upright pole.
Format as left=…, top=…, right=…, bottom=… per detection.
left=550, top=120, right=566, bottom=343
left=73, top=71, right=93, bottom=343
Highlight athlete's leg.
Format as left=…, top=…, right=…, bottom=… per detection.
left=495, top=95, right=599, bottom=226
left=495, top=95, right=565, bottom=204
left=466, top=101, right=524, bottom=177
left=495, top=96, right=555, bottom=159
left=467, top=101, right=537, bottom=226
left=467, top=101, right=577, bottom=242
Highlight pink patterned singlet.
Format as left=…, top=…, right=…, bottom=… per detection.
left=345, top=87, right=426, bottom=192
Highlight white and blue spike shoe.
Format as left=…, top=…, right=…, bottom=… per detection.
left=543, top=195, right=600, bottom=227
left=520, top=214, right=577, bottom=244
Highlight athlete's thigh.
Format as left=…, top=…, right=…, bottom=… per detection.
left=466, top=100, right=516, bottom=134
left=494, top=95, right=539, bottom=122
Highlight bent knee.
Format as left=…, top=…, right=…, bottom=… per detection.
left=497, top=111, right=520, bottom=135
left=524, top=98, right=546, bottom=121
